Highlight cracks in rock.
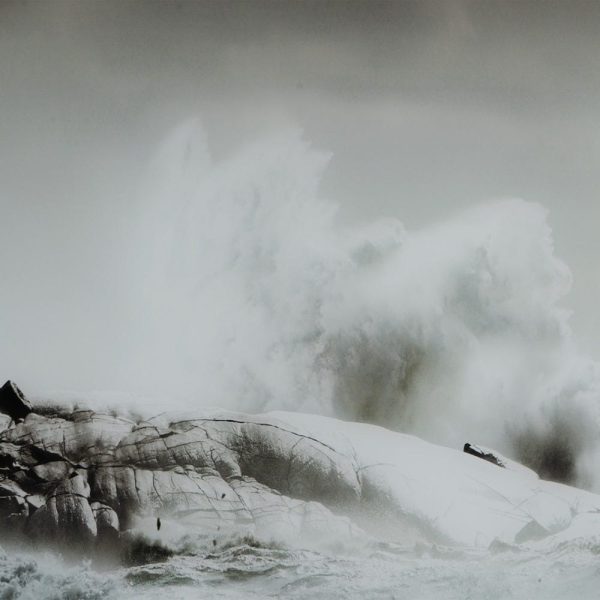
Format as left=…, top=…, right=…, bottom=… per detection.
left=170, top=417, right=341, bottom=455
left=47, top=491, right=89, bottom=501
left=0, top=409, right=373, bottom=550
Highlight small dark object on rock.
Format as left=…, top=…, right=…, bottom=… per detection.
left=212, top=539, right=217, bottom=547
left=463, top=443, right=505, bottom=468
left=221, top=493, right=226, bottom=499
left=156, top=517, right=161, bottom=531
left=0, top=380, right=32, bottom=421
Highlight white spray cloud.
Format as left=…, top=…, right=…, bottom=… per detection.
left=124, top=121, right=600, bottom=488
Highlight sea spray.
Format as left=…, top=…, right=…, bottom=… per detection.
left=0, top=546, right=116, bottom=599
left=58, top=121, right=600, bottom=490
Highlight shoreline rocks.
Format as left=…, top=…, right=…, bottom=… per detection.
left=0, top=385, right=363, bottom=558
left=4, top=382, right=600, bottom=563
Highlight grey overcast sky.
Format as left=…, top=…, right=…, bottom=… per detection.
left=2, top=0, right=600, bottom=393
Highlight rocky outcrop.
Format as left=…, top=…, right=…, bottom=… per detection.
left=3, top=385, right=600, bottom=559
left=464, top=442, right=505, bottom=467
left=0, top=381, right=31, bottom=421
left=0, top=399, right=363, bottom=557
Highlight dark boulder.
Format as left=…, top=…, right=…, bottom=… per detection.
left=463, top=442, right=505, bottom=468
left=0, top=381, right=32, bottom=421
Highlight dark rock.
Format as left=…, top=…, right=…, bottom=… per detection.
left=463, top=442, right=505, bottom=468
left=0, top=381, right=32, bottom=421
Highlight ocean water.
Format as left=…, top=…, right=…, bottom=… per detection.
left=3, top=539, right=600, bottom=600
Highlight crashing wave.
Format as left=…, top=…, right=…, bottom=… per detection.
left=122, top=124, right=600, bottom=492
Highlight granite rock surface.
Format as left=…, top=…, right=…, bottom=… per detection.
left=0, top=401, right=362, bottom=555
left=3, top=385, right=600, bottom=558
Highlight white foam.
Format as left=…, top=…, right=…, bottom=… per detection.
left=117, top=122, right=600, bottom=490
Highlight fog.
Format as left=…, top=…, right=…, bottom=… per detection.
left=2, top=1, right=600, bottom=480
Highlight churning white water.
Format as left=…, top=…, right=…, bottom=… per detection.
left=4, top=537, right=600, bottom=599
